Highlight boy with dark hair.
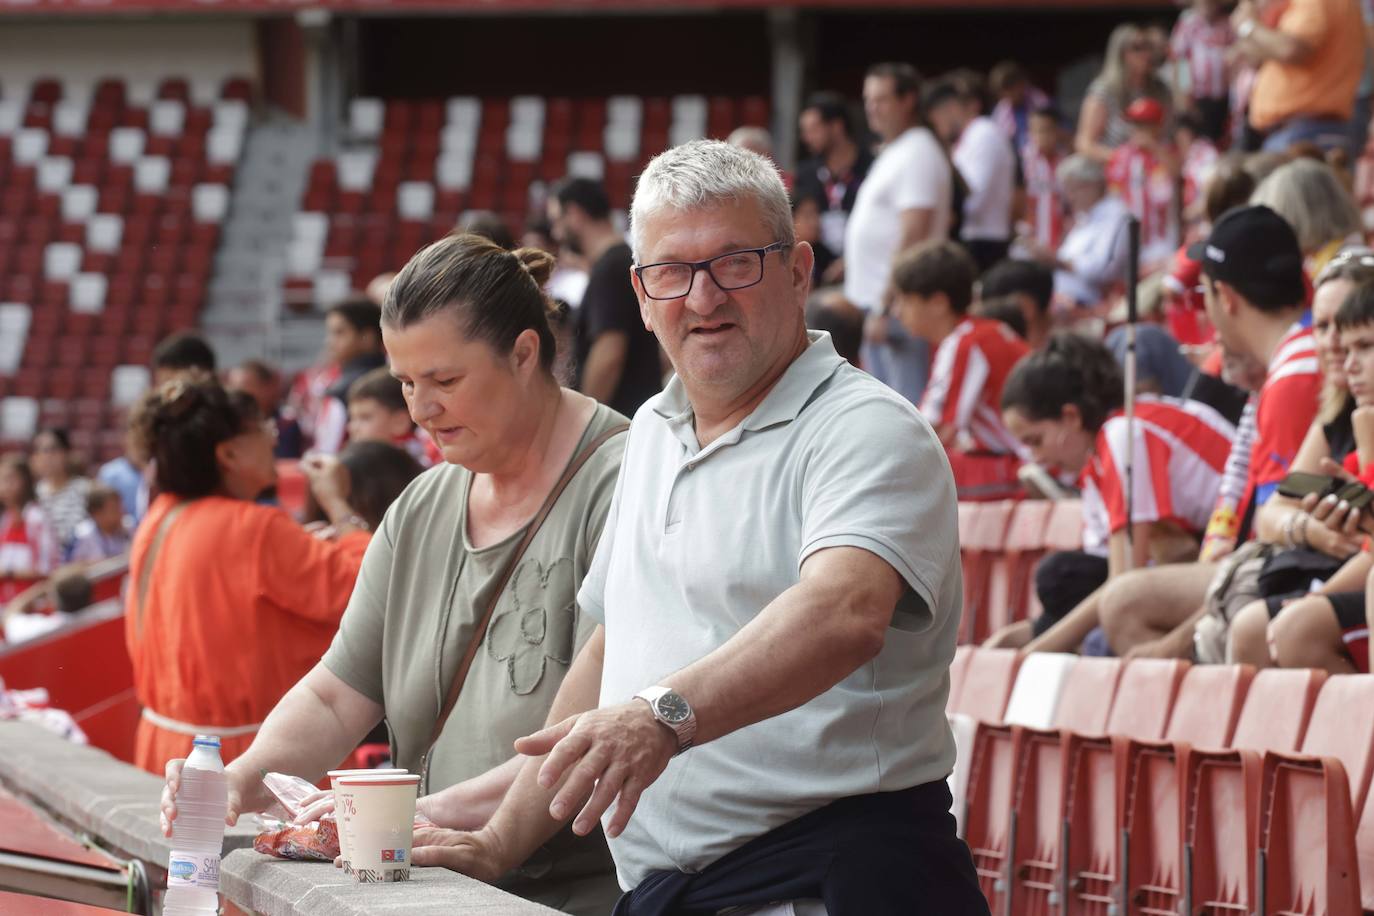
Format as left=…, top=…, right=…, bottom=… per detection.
left=979, top=258, right=1054, bottom=349
left=314, top=298, right=387, bottom=454
left=891, top=239, right=1029, bottom=463
left=69, top=484, right=132, bottom=563
left=151, top=332, right=216, bottom=386
left=346, top=367, right=434, bottom=467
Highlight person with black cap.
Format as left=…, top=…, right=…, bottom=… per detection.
left=1092, top=204, right=1324, bottom=658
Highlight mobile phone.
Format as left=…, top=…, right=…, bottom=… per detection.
left=1338, top=480, right=1374, bottom=510
left=1278, top=471, right=1341, bottom=500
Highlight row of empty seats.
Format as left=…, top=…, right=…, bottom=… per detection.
left=948, top=647, right=1374, bottom=915
left=0, top=75, right=251, bottom=459
left=284, top=93, right=769, bottom=305
left=958, top=499, right=1084, bottom=645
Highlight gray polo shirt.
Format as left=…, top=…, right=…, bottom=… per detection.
left=579, top=331, right=962, bottom=890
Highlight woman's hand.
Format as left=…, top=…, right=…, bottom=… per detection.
left=410, top=825, right=512, bottom=881
left=160, top=759, right=262, bottom=836
left=301, top=454, right=351, bottom=509
left=1298, top=491, right=1370, bottom=556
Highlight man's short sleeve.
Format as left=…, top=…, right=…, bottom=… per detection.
left=798, top=392, right=959, bottom=631
left=892, top=134, right=947, bottom=214
left=1249, top=371, right=1322, bottom=506
left=580, top=245, right=641, bottom=341
left=320, top=507, right=396, bottom=704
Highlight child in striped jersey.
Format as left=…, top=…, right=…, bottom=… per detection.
left=987, top=333, right=1235, bottom=652
left=892, top=240, right=1030, bottom=500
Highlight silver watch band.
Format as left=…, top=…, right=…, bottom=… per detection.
left=634, top=686, right=697, bottom=753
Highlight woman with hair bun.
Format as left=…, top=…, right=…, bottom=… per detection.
left=989, top=333, right=1236, bottom=653
left=125, top=380, right=372, bottom=771
left=159, top=234, right=627, bottom=913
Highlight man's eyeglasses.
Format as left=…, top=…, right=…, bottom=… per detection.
left=634, top=242, right=791, bottom=301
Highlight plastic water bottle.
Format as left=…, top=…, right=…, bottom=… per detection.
left=165, top=735, right=227, bottom=915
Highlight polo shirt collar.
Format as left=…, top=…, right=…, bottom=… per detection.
left=650, top=331, right=845, bottom=453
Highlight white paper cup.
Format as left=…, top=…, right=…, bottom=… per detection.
left=335, top=773, right=421, bottom=883
left=328, top=768, right=408, bottom=873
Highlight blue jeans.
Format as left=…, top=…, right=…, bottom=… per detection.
left=859, top=317, right=929, bottom=406
left=1261, top=115, right=1351, bottom=154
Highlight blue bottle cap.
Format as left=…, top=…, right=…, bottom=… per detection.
left=192, top=735, right=221, bottom=748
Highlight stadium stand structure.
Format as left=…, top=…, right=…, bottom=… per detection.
left=0, top=75, right=250, bottom=460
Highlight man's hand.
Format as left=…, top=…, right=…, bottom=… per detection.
left=410, top=825, right=510, bottom=882
left=515, top=701, right=677, bottom=840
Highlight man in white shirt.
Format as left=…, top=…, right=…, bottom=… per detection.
left=412, top=140, right=986, bottom=915
left=925, top=77, right=1017, bottom=273
left=844, top=62, right=953, bottom=406
left=1045, top=155, right=1131, bottom=308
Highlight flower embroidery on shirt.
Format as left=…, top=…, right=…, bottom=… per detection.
left=486, top=556, right=577, bottom=695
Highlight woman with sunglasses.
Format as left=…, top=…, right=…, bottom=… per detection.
left=1075, top=23, right=1173, bottom=164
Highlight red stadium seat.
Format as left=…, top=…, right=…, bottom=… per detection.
left=958, top=500, right=1015, bottom=644
left=1185, top=668, right=1327, bottom=914
left=948, top=647, right=1020, bottom=724
left=985, top=499, right=1052, bottom=635
left=1119, top=664, right=1255, bottom=914
left=1060, top=658, right=1189, bottom=914
left=948, top=645, right=974, bottom=712
left=965, top=657, right=1123, bottom=913
left=1258, top=675, right=1374, bottom=915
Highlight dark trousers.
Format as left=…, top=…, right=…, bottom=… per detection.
left=962, top=238, right=1011, bottom=274
left=613, top=781, right=989, bottom=916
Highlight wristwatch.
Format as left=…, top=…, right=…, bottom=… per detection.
left=634, top=686, right=697, bottom=754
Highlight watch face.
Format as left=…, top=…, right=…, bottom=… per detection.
left=655, top=692, right=691, bottom=724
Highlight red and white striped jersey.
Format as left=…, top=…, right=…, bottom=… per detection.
left=1171, top=8, right=1235, bottom=101
left=1182, top=138, right=1219, bottom=210
left=1080, top=395, right=1236, bottom=557
left=920, top=317, right=1030, bottom=455
left=1107, top=142, right=1177, bottom=267
left=1022, top=145, right=1064, bottom=251
left=1245, top=321, right=1322, bottom=510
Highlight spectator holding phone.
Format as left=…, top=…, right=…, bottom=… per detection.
left=1246, top=278, right=1374, bottom=672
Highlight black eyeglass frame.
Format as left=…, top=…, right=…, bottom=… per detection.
left=633, top=241, right=792, bottom=301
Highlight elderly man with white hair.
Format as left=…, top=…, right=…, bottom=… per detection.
left=1035, top=153, right=1132, bottom=309
left=409, top=139, right=987, bottom=914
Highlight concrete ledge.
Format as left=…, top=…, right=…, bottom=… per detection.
left=0, top=720, right=257, bottom=864
left=222, top=851, right=560, bottom=915
left=0, top=721, right=560, bottom=915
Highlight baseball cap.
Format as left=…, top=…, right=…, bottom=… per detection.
left=1188, top=205, right=1305, bottom=310
left=1124, top=97, right=1165, bottom=126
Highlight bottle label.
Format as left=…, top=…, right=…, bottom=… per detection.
left=167, top=851, right=220, bottom=890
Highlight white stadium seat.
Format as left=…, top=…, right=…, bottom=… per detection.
left=337, top=150, right=377, bottom=191
left=349, top=98, right=385, bottom=140
left=566, top=151, right=605, bottom=181
left=13, top=128, right=49, bottom=165
left=0, top=398, right=39, bottom=442
left=192, top=184, right=230, bottom=223
left=69, top=273, right=108, bottom=314
left=134, top=156, right=171, bottom=194
left=43, top=242, right=82, bottom=281
left=52, top=101, right=90, bottom=137
left=111, top=365, right=151, bottom=407
left=62, top=185, right=99, bottom=223
left=86, top=214, right=124, bottom=253
left=397, top=182, right=435, bottom=221
left=36, top=156, right=73, bottom=193
left=150, top=99, right=187, bottom=137
left=108, top=127, right=146, bottom=165
left=206, top=126, right=244, bottom=165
